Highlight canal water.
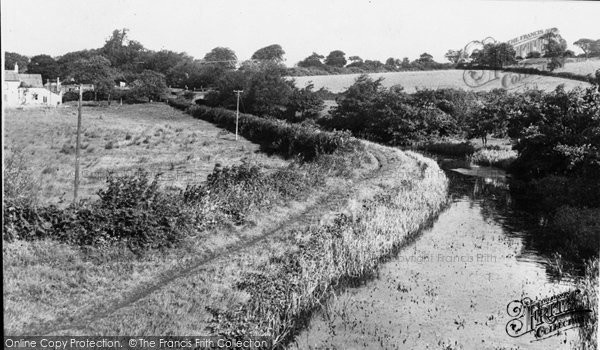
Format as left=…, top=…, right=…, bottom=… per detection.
left=290, top=157, right=586, bottom=349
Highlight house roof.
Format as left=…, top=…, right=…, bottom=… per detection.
left=4, top=71, right=44, bottom=87
left=4, top=71, right=20, bottom=81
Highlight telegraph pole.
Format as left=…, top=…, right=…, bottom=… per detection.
left=234, top=90, right=243, bottom=141
left=74, top=84, right=83, bottom=203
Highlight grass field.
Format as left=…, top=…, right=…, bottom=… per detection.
left=4, top=103, right=287, bottom=206
left=556, top=57, right=600, bottom=75
left=291, top=69, right=591, bottom=93
left=519, top=57, right=600, bottom=76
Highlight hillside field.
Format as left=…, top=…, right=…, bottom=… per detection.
left=291, top=68, right=592, bottom=93
left=4, top=103, right=287, bottom=206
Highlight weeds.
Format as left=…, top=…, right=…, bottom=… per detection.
left=3, top=148, right=40, bottom=207
left=469, top=147, right=517, bottom=169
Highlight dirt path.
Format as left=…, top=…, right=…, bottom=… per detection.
left=32, top=143, right=394, bottom=336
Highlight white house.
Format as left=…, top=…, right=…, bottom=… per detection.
left=3, top=63, right=63, bottom=108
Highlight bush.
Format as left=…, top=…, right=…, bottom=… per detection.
left=3, top=149, right=40, bottom=207
left=3, top=171, right=191, bottom=252
left=166, top=97, right=192, bottom=111
left=508, top=85, right=600, bottom=180
left=187, top=105, right=358, bottom=161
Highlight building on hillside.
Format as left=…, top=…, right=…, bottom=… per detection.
left=507, top=28, right=560, bottom=58
left=3, top=63, right=63, bottom=108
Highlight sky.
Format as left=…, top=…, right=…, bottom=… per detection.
left=2, top=0, right=599, bottom=66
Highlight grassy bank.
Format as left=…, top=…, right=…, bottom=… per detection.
left=206, top=145, right=448, bottom=346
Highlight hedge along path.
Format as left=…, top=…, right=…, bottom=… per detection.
left=30, top=141, right=391, bottom=336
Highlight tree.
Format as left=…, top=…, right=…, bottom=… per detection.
left=208, top=62, right=294, bottom=118
left=101, top=28, right=147, bottom=73
left=130, top=70, right=167, bottom=101
left=347, top=56, right=363, bottom=68
left=385, top=57, right=398, bottom=70
left=56, top=50, right=98, bottom=79
left=400, top=57, right=411, bottom=69
left=417, top=53, right=434, bottom=64
left=363, top=60, right=384, bottom=71
left=166, top=59, right=214, bottom=89
left=509, top=85, right=600, bottom=180
left=285, top=83, right=325, bottom=121
left=251, top=44, right=285, bottom=63
left=70, top=55, right=117, bottom=101
left=474, top=43, right=516, bottom=68
left=574, top=38, right=600, bottom=58
left=146, top=50, right=191, bottom=76
left=5, top=52, right=29, bottom=72
left=203, top=47, right=237, bottom=70
left=324, top=50, right=347, bottom=67
left=298, top=53, right=324, bottom=68
left=541, top=32, right=567, bottom=59
left=574, top=39, right=595, bottom=58
left=444, top=49, right=463, bottom=64
left=27, top=55, right=59, bottom=82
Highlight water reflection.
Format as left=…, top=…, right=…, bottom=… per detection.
left=435, top=156, right=586, bottom=280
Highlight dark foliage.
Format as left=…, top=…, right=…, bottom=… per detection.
left=187, top=105, right=358, bottom=161
left=3, top=171, right=190, bottom=251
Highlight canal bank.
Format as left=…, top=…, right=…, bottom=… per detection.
left=290, top=156, right=590, bottom=349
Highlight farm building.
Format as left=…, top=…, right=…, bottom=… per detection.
left=3, top=63, right=62, bottom=108
left=507, top=28, right=561, bottom=58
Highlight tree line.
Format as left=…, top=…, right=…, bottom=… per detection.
left=450, top=34, right=600, bottom=72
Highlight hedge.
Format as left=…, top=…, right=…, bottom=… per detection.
left=167, top=98, right=360, bottom=161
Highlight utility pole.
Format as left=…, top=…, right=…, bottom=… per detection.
left=234, top=90, right=243, bottom=141
left=74, top=84, right=83, bottom=203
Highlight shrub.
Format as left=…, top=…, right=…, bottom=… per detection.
left=3, top=149, right=40, bottom=207
left=187, top=105, right=358, bottom=161
left=3, top=171, right=191, bottom=252
left=508, top=85, right=600, bottom=180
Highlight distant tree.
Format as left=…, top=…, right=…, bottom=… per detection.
left=130, top=70, right=168, bottom=101
left=298, top=52, right=324, bottom=68
left=474, top=43, right=516, bottom=68
left=203, top=47, right=237, bottom=70
left=70, top=55, right=117, bottom=101
left=324, top=50, right=347, bottom=67
left=417, top=53, right=434, bottom=64
left=541, top=32, right=567, bottom=58
left=146, top=50, right=191, bottom=76
left=347, top=55, right=364, bottom=68
left=285, top=82, right=325, bottom=121
left=574, top=39, right=595, bottom=58
left=101, top=28, right=147, bottom=72
left=56, top=50, right=100, bottom=80
left=526, top=51, right=541, bottom=59
left=574, top=38, right=600, bottom=58
left=385, top=57, right=398, bottom=70
left=208, top=62, right=294, bottom=117
left=400, top=57, right=411, bottom=69
left=166, top=59, right=214, bottom=89
left=251, top=44, right=285, bottom=63
left=27, top=55, right=60, bottom=81
left=444, top=49, right=463, bottom=64
left=4, top=52, right=29, bottom=72
left=465, top=89, right=512, bottom=145
left=363, top=60, right=384, bottom=71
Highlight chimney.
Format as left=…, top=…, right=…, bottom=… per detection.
left=14, top=62, right=19, bottom=73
